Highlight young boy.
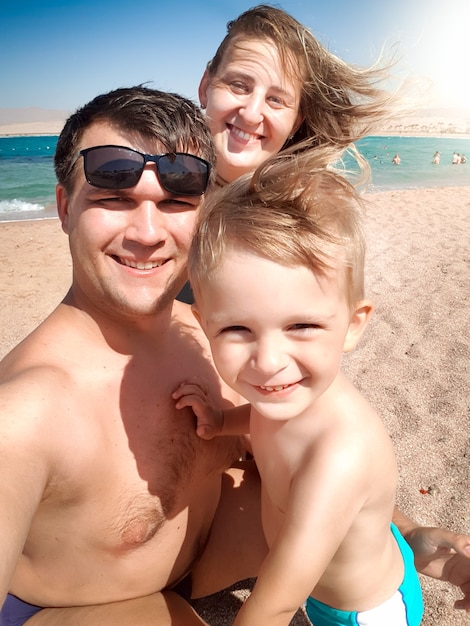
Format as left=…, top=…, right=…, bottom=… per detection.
left=173, top=153, right=424, bottom=626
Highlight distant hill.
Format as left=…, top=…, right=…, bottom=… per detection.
left=0, top=107, right=70, bottom=124
left=1, top=106, right=468, bottom=138
left=375, top=106, right=470, bottom=137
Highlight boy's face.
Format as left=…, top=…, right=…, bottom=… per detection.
left=194, top=249, right=371, bottom=421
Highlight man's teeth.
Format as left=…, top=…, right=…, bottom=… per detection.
left=260, top=384, right=290, bottom=391
left=122, top=259, right=162, bottom=270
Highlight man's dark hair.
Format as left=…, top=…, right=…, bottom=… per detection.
left=54, top=85, right=215, bottom=193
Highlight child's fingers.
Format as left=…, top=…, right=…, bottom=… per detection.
left=176, top=377, right=208, bottom=392
left=174, top=394, right=205, bottom=411
left=173, top=383, right=207, bottom=400
left=196, top=423, right=217, bottom=440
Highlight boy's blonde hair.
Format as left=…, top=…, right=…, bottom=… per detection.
left=189, top=151, right=367, bottom=308
left=206, top=4, right=394, bottom=167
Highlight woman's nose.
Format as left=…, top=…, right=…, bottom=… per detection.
left=238, top=93, right=265, bottom=125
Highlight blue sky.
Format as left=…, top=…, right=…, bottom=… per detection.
left=2, top=0, right=469, bottom=113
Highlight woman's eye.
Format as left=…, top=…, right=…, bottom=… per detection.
left=230, top=81, right=249, bottom=94
left=268, top=95, right=284, bottom=107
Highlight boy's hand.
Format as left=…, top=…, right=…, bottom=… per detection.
left=173, top=377, right=224, bottom=439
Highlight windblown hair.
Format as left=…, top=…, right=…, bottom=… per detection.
left=188, top=151, right=367, bottom=308
left=206, top=4, right=395, bottom=167
left=54, top=85, right=216, bottom=194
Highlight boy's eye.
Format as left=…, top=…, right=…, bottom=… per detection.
left=221, top=325, right=249, bottom=333
left=289, top=323, right=321, bottom=332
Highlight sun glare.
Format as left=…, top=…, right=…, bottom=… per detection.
left=418, top=2, right=470, bottom=109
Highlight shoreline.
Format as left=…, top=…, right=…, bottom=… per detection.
left=2, top=184, right=470, bottom=225
left=0, top=202, right=58, bottom=224
left=2, top=185, right=469, bottom=224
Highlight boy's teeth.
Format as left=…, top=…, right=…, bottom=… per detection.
left=260, top=384, right=289, bottom=391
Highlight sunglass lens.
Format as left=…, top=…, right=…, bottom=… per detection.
left=158, top=154, right=208, bottom=196
left=85, top=147, right=143, bottom=189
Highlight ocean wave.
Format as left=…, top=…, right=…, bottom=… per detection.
left=0, top=199, right=45, bottom=214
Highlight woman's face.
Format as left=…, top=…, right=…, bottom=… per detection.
left=199, top=39, right=303, bottom=183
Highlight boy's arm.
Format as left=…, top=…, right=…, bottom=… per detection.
left=173, top=378, right=251, bottom=438
left=218, top=404, right=251, bottom=436
left=394, top=507, right=470, bottom=611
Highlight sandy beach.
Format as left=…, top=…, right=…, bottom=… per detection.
left=1, top=186, right=469, bottom=625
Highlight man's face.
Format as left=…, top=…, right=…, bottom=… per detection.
left=56, top=121, right=203, bottom=321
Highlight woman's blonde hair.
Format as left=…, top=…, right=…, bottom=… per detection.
left=206, top=4, right=395, bottom=168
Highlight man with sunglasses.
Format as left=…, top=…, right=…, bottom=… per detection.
left=0, top=86, right=268, bottom=626
left=2, top=85, right=470, bottom=626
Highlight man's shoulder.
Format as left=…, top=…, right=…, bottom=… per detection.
left=0, top=309, right=82, bottom=416
left=0, top=358, right=76, bottom=470
left=0, top=354, right=74, bottom=416
left=172, top=298, right=197, bottom=322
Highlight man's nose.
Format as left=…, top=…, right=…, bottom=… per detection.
left=124, top=166, right=169, bottom=245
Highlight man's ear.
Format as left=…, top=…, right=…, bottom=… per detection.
left=56, top=184, right=70, bottom=234
left=343, top=300, right=373, bottom=353
left=198, top=69, right=210, bottom=109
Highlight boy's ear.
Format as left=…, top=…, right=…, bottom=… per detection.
left=191, top=303, right=205, bottom=331
left=343, top=300, right=373, bottom=353
left=198, top=69, right=210, bottom=109
left=56, top=184, right=70, bottom=234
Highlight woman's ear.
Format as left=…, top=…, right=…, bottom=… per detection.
left=198, top=69, right=210, bottom=109
left=56, top=184, right=70, bottom=234
left=292, top=111, right=305, bottom=136
left=343, top=300, right=374, bottom=353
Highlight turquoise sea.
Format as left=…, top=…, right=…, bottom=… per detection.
left=0, top=134, right=469, bottom=222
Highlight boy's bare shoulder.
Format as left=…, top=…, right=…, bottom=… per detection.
left=322, top=374, right=382, bottom=427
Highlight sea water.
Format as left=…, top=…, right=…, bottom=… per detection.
left=347, top=135, right=470, bottom=192
left=0, top=135, right=58, bottom=221
left=0, top=134, right=469, bottom=222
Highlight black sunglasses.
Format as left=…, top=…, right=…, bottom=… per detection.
left=77, top=145, right=211, bottom=196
